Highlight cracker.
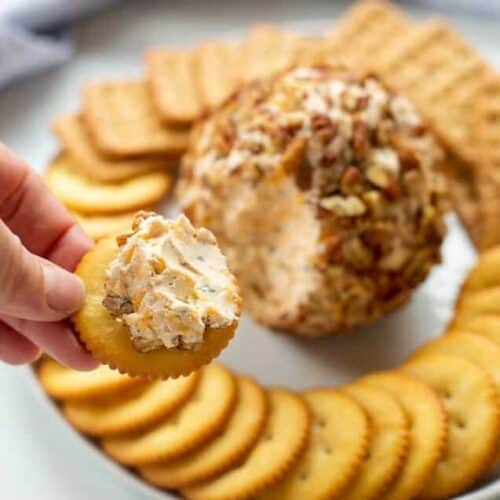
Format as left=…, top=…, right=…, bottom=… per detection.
left=470, top=74, right=500, bottom=249
left=377, top=21, right=489, bottom=166
left=52, top=114, right=177, bottom=183
left=448, top=314, right=500, bottom=347
left=341, top=382, right=409, bottom=500
left=361, top=371, right=446, bottom=500
left=181, top=388, right=310, bottom=500
left=195, top=41, right=242, bottom=111
left=146, top=49, right=205, bottom=124
left=83, top=80, right=189, bottom=156
left=45, top=155, right=171, bottom=215
left=403, top=353, right=499, bottom=499
left=456, top=286, right=500, bottom=319
left=102, top=363, right=236, bottom=465
left=462, top=245, right=500, bottom=292
left=38, top=357, right=143, bottom=401
left=242, top=25, right=300, bottom=82
left=409, top=332, right=500, bottom=393
left=72, top=237, right=238, bottom=379
left=139, top=375, right=267, bottom=488
left=293, top=36, right=331, bottom=66
left=256, top=389, right=369, bottom=500
left=326, top=0, right=412, bottom=69
left=63, top=371, right=199, bottom=437
left=73, top=211, right=138, bottom=241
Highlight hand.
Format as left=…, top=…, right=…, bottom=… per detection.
left=0, top=144, right=98, bottom=370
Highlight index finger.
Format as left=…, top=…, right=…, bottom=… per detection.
left=0, top=144, right=92, bottom=269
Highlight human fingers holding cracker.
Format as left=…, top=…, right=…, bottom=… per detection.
left=0, top=143, right=98, bottom=370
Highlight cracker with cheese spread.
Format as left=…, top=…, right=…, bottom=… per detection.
left=73, top=211, right=242, bottom=379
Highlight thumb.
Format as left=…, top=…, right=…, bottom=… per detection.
left=0, top=221, right=85, bottom=322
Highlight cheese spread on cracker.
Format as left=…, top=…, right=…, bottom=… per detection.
left=103, top=212, right=240, bottom=352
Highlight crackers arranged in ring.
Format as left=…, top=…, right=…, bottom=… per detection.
left=146, top=49, right=205, bottom=124
left=257, top=389, right=369, bottom=500
left=341, top=382, right=409, bottom=500
left=403, top=353, right=500, bottom=499
left=361, top=370, right=447, bottom=500
left=103, top=363, right=236, bottom=465
left=45, top=155, right=171, bottom=214
left=38, top=357, right=144, bottom=401
left=73, top=213, right=241, bottom=379
left=63, top=371, right=199, bottom=436
left=139, top=375, right=267, bottom=488
left=52, top=114, right=177, bottom=183
left=83, top=80, right=189, bottom=156
left=181, top=388, right=310, bottom=500
left=449, top=314, right=500, bottom=346
left=409, top=332, right=500, bottom=393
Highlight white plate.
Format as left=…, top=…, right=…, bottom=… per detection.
left=1, top=1, right=498, bottom=498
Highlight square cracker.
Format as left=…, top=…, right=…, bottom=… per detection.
left=326, top=0, right=413, bottom=68
left=375, top=20, right=491, bottom=247
left=83, top=80, right=189, bottom=157
left=146, top=48, right=205, bottom=124
left=242, top=25, right=303, bottom=82
left=377, top=20, right=490, bottom=166
left=52, top=114, right=177, bottom=183
left=470, top=74, right=500, bottom=249
left=195, top=41, right=243, bottom=111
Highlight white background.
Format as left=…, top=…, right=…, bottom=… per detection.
left=1, top=1, right=499, bottom=499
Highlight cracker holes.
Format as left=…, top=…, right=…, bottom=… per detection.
left=441, top=389, right=452, bottom=401
left=263, top=433, right=274, bottom=441
left=454, top=417, right=466, bottom=430
left=316, top=417, right=327, bottom=429
left=323, top=445, right=332, bottom=455
left=299, top=470, right=309, bottom=481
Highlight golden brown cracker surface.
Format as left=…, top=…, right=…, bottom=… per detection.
left=83, top=80, right=189, bottom=156
left=63, top=371, right=199, bottom=436
left=403, top=353, right=499, bottom=499
left=139, top=375, right=267, bottom=488
left=341, top=382, right=409, bottom=500
left=73, top=237, right=237, bottom=379
left=52, top=114, right=176, bottom=182
left=45, top=154, right=171, bottom=214
left=361, top=371, right=446, bottom=500
left=102, top=363, right=236, bottom=465
left=146, top=49, right=205, bottom=124
left=181, top=388, right=310, bottom=500
left=256, top=389, right=370, bottom=500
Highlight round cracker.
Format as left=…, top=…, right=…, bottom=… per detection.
left=341, top=382, right=409, bottom=500
left=181, top=388, right=310, bottom=500
left=73, top=237, right=238, bottom=379
left=448, top=314, right=500, bottom=347
left=45, top=154, right=171, bottom=214
left=456, top=286, right=500, bottom=318
left=38, top=357, right=144, bottom=401
left=462, top=246, right=500, bottom=292
left=73, top=211, right=138, bottom=241
left=403, top=353, right=500, bottom=499
left=409, top=332, right=500, bottom=392
left=361, top=371, right=446, bottom=500
left=63, top=371, right=199, bottom=436
left=102, top=363, right=236, bottom=465
left=256, top=389, right=370, bottom=500
left=139, top=375, right=267, bottom=488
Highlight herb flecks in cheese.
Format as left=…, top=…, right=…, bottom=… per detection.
left=103, top=212, right=240, bottom=352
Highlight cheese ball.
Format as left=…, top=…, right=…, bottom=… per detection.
left=178, top=66, right=447, bottom=337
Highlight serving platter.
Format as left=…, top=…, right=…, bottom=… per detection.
left=1, top=1, right=499, bottom=497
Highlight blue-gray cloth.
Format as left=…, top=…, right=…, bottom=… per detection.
left=0, top=0, right=117, bottom=90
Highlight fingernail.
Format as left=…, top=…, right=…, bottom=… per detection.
left=43, top=263, right=86, bottom=314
